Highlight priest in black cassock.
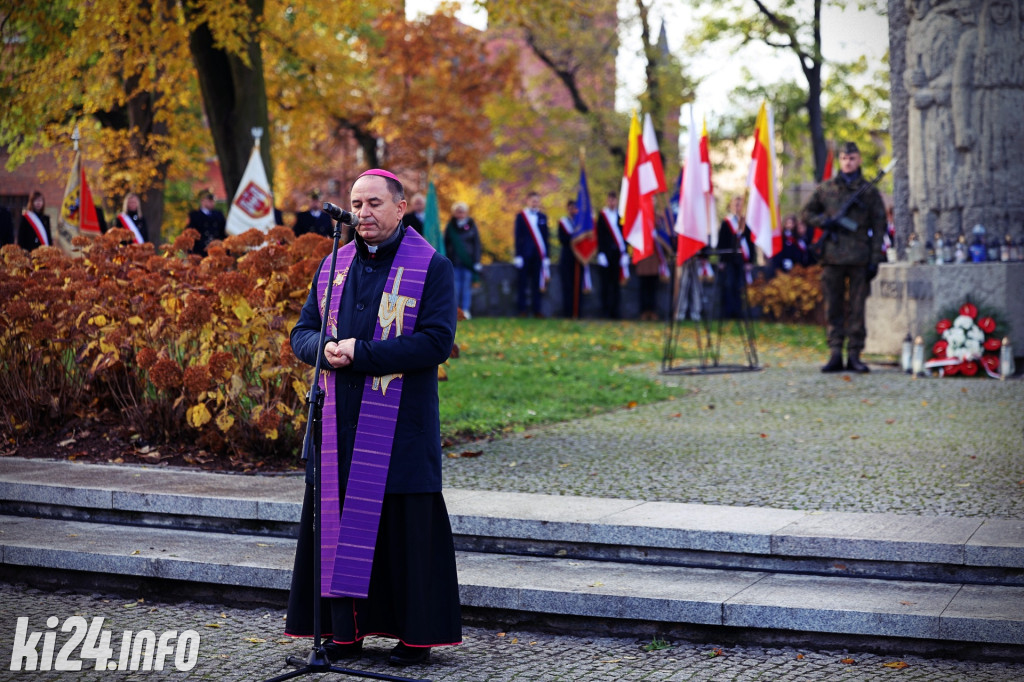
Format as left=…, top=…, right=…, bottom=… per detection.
left=285, top=168, right=461, bottom=667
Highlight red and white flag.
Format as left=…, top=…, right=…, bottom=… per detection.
left=675, top=109, right=716, bottom=263
left=619, top=112, right=666, bottom=263
left=227, top=142, right=275, bottom=235
left=745, top=101, right=780, bottom=258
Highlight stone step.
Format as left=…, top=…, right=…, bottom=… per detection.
left=2, top=458, right=1023, bottom=585
left=1, top=515, right=1022, bottom=647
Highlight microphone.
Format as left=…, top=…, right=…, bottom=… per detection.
left=321, top=202, right=359, bottom=227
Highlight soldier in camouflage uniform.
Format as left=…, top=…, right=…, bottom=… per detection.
left=801, top=142, right=887, bottom=373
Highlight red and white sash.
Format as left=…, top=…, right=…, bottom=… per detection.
left=117, top=213, right=145, bottom=244
left=559, top=216, right=574, bottom=237
left=601, top=208, right=629, bottom=282
left=727, top=214, right=741, bottom=235
left=521, top=210, right=549, bottom=288
left=22, top=210, right=49, bottom=246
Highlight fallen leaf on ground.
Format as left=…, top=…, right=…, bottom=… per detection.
left=627, top=401, right=638, bottom=409
left=899, top=600, right=916, bottom=606
left=205, top=623, right=222, bottom=628
left=796, top=654, right=804, bottom=660
left=246, top=637, right=267, bottom=643
left=841, top=658, right=856, bottom=664
left=883, top=661, right=909, bottom=669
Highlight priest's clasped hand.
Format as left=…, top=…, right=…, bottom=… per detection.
left=324, top=338, right=356, bottom=368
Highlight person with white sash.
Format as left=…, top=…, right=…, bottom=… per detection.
left=115, top=193, right=149, bottom=244
left=285, top=169, right=461, bottom=667
left=595, top=191, right=629, bottom=319
left=17, top=191, right=52, bottom=252
left=513, top=190, right=550, bottom=317
left=716, top=196, right=754, bottom=319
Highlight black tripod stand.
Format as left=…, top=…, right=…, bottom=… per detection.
left=266, top=218, right=427, bottom=682
left=662, top=248, right=760, bottom=375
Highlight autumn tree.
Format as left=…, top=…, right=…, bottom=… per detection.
left=263, top=4, right=516, bottom=206
left=0, top=0, right=206, bottom=238
left=187, top=0, right=274, bottom=198
left=711, top=54, right=890, bottom=211
left=485, top=0, right=693, bottom=195
left=692, top=0, right=888, bottom=182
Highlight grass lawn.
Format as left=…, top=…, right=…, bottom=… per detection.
left=439, top=317, right=828, bottom=443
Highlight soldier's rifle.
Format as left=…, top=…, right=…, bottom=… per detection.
left=825, top=158, right=897, bottom=232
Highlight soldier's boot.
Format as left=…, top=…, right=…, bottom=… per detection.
left=846, top=351, right=870, bottom=373
left=821, top=350, right=845, bottom=373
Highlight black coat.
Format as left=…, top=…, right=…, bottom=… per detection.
left=514, top=210, right=549, bottom=263
left=403, top=212, right=425, bottom=234
left=0, top=207, right=13, bottom=246
left=596, top=208, right=625, bottom=262
left=290, top=225, right=456, bottom=494
left=186, top=208, right=226, bottom=255
left=294, top=209, right=333, bottom=237
left=17, top=211, right=52, bottom=251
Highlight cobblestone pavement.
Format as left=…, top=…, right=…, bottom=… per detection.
left=1, top=584, right=1022, bottom=682
left=442, top=362, right=1024, bottom=519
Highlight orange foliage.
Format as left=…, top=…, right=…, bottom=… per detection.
left=747, top=265, right=824, bottom=323
left=0, top=230, right=333, bottom=463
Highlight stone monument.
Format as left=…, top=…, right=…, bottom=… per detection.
left=868, top=0, right=1024, bottom=360
left=895, top=0, right=1024, bottom=245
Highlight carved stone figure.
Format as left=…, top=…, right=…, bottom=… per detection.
left=952, top=0, right=1024, bottom=237
left=904, top=0, right=964, bottom=239
left=897, top=0, right=1024, bottom=246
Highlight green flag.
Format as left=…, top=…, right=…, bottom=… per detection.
left=423, top=180, right=445, bottom=257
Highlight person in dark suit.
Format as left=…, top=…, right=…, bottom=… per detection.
left=17, top=191, right=53, bottom=251
left=285, top=168, right=461, bottom=667
left=595, top=192, right=628, bottom=319
left=513, top=190, right=550, bottom=317
left=403, top=192, right=426, bottom=234
left=0, top=205, right=14, bottom=246
left=293, top=190, right=333, bottom=237
left=716, top=196, right=754, bottom=319
left=185, top=190, right=226, bottom=256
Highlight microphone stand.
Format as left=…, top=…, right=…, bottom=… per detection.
left=266, top=220, right=427, bottom=682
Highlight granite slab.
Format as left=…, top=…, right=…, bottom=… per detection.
left=772, top=511, right=983, bottom=564
left=724, top=573, right=961, bottom=639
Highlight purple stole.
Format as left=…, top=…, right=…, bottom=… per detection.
left=315, top=228, right=434, bottom=598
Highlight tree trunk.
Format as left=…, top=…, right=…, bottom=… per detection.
left=188, top=0, right=272, bottom=202
left=806, top=63, right=826, bottom=182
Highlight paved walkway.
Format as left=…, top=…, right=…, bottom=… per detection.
left=2, top=584, right=1023, bottom=681
left=443, top=362, right=1024, bottom=518
left=2, top=360, right=1022, bottom=680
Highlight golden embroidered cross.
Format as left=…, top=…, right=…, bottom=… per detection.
left=373, top=267, right=417, bottom=395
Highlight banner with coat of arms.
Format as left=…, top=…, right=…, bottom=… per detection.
left=57, top=150, right=102, bottom=252
left=226, top=142, right=275, bottom=235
